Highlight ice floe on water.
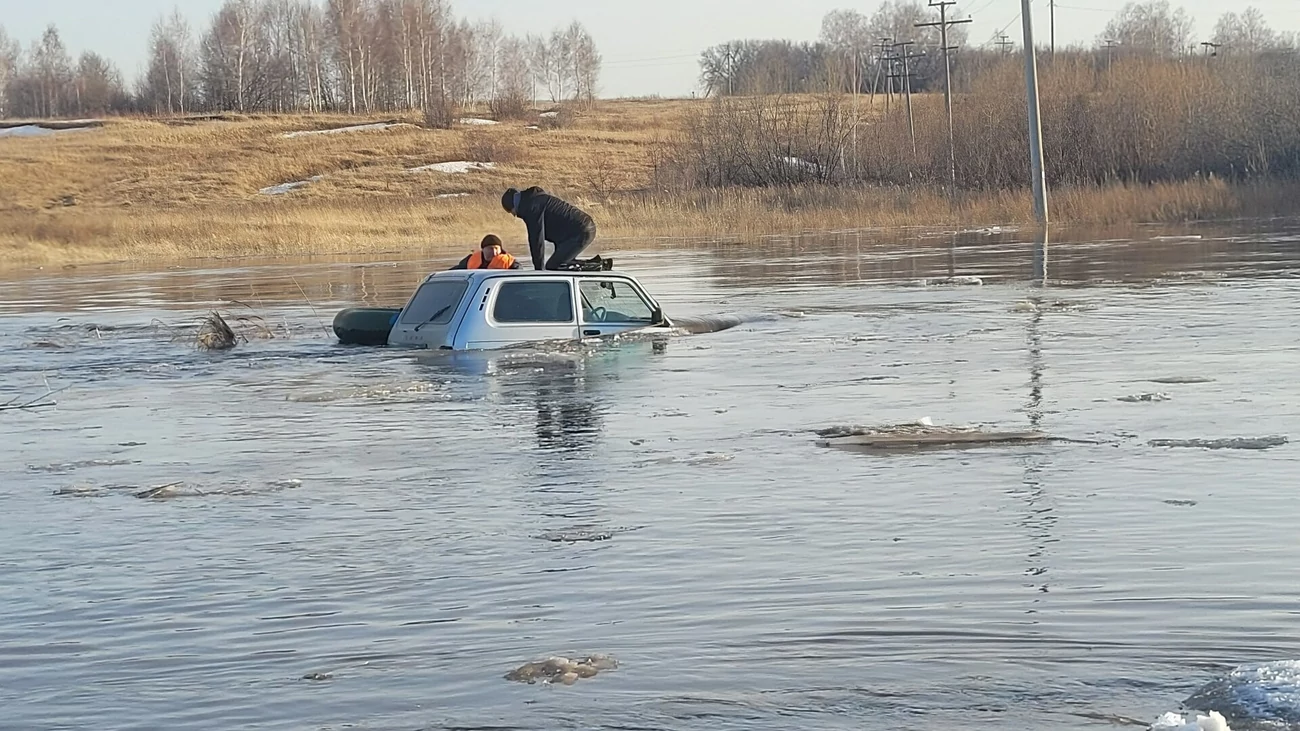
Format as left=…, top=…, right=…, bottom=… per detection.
left=1119, top=392, right=1172, bottom=403
left=1149, top=710, right=1232, bottom=731
left=906, top=275, right=984, bottom=287
left=281, top=122, right=412, bottom=138
left=406, top=161, right=496, bottom=174
left=1148, top=436, right=1288, bottom=450
left=505, top=654, right=618, bottom=685
left=259, top=175, right=324, bottom=195
left=816, top=418, right=1050, bottom=451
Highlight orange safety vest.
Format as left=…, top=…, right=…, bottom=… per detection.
left=467, top=251, right=516, bottom=269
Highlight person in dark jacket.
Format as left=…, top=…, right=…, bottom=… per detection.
left=449, top=234, right=521, bottom=270
left=501, top=186, right=598, bottom=270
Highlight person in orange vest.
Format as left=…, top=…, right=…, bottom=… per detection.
left=450, top=234, right=521, bottom=270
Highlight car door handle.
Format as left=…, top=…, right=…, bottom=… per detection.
left=583, top=329, right=600, bottom=336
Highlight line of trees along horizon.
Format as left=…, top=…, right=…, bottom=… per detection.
left=0, top=0, right=601, bottom=120
left=662, top=1, right=1300, bottom=192
left=698, top=1, right=1298, bottom=97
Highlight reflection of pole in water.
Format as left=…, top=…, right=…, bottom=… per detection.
left=1032, top=225, right=1049, bottom=287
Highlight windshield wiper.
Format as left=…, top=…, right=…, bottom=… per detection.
left=413, top=304, right=453, bottom=332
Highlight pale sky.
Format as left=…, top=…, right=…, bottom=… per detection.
left=3, top=0, right=1299, bottom=97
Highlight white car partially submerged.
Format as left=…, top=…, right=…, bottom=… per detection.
left=333, top=266, right=673, bottom=350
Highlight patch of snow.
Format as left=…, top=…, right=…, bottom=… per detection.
left=436, top=193, right=471, bottom=199
left=406, top=161, right=496, bottom=174
left=458, top=117, right=499, bottom=125
left=259, top=175, right=324, bottom=195
left=779, top=156, right=819, bottom=173
left=539, top=111, right=560, bottom=118
left=525, top=125, right=541, bottom=130
left=281, top=122, right=409, bottom=138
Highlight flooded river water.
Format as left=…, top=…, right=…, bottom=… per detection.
left=2, top=221, right=1299, bottom=730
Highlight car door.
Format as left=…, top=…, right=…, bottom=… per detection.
left=578, top=277, right=657, bottom=338
left=467, top=277, right=580, bottom=349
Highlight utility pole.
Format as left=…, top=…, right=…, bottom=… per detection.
left=1050, top=0, right=1056, bottom=60
left=878, top=37, right=893, bottom=112
left=1021, top=0, right=1049, bottom=226
left=996, top=34, right=1014, bottom=56
left=916, top=0, right=972, bottom=198
left=1201, top=41, right=1222, bottom=57
left=892, top=40, right=925, bottom=159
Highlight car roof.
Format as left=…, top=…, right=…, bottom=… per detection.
left=425, top=269, right=638, bottom=283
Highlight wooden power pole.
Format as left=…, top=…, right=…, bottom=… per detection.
left=891, top=40, right=925, bottom=160
left=916, top=0, right=971, bottom=197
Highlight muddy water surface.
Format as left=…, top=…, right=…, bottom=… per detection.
left=3, top=221, right=1300, bottom=730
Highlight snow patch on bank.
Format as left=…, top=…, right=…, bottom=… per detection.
left=259, top=175, right=324, bottom=195
left=281, top=122, right=412, bottom=138
left=457, top=117, right=499, bottom=125
left=406, top=161, right=496, bottom=174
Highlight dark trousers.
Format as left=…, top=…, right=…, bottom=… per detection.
left=543, top=225, right=597, bottom=270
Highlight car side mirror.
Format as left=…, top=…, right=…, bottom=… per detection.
left=650, top=307, right=664, bottom=325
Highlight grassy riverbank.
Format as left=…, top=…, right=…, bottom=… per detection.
left=1, top=98, right=1296, bottom=269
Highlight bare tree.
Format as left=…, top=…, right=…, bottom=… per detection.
left=0, top=25, right=20, bottom=117
left=545, top=28, right=572, bottom=102
left=142, top=10, right=197, bottom=114
left=1101, top=0, right=1195, bottom=57
left=566, top=21, right=600, bottom=104
left=526, top=33, right=551, bottom=104
left=74, top=52, right=127, bottom=114
left=200, top=0, right=255, bottom=111
left=819, top=9, right=871, bottom=91
left=1212, top=7, right=1283, bottom=54
left=29, top=25, right=74, bottom=117
left=327, top=0, right=364, bottom=112
left=492, top=35, right=531, bottom=117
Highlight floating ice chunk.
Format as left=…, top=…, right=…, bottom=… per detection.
left=406, top=161, right=496, bottom=174
left=1148, top=710, right=1231, bottom=731
left=1148, top=436, right=1287, bottom=450
left=1118, top=392, right=1172, bottom=403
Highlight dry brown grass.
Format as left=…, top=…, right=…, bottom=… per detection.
left=0, top=97, right=1295, bottom=270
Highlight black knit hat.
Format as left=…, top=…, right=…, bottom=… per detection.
left=481, top=234, right=503, bottom=249
left=501, top=188, right=518, bottom=212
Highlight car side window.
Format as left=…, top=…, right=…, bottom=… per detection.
left=579, top=279, right=654, bottom=323
left=493, top=281, right=574, bottom=323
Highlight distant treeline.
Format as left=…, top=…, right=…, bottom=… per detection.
left=0, top=0, right=600, bottom=121
left=658, top=51, right=1300, bottom=192
left=698, top=1, right=1298, bottom=97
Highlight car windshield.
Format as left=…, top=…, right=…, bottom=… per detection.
left=398, top=279, right=468, bottom=325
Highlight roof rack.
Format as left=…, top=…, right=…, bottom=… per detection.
left=567, top=255, right=613, bottom=272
